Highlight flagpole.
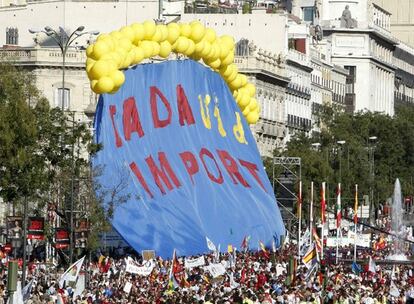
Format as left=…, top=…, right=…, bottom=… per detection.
left=354, top=184, right=358, bottom=262
left=321, top=182, right=325, bottom=260
left=336, top=183, right=341, bottom=265
left=310, top=181, right=314, bottom=244
left=298, top=180, right=302, bottom=258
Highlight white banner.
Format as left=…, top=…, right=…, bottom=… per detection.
left=125, top=257, right=155, bottom=276
left=184, top=256, right=205, bottom=269
left=205, top=263, right=226, bottom=278
left=326, top=237, right=350, bottom=247
left=348, top=231, right=371, bottom=247
left=123, top=281, right=132, bottom=294
left=59, top=256, right=85, bottom=288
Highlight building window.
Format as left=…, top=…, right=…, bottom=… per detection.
left=302, top=7, right=315, bottom=23
left=6, top=27, right=18, bottom=45
left=55, top=88, right=70, bottom=110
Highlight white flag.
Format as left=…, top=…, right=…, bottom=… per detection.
left=7, top=281, right=23, bottom=304
left=390, top=280, right=400, bottom=297
left=206, top=237, right=217, bottom=252
left=59, top=256, right=85, bottom=288
left=368, top=256, right=376, bottom=273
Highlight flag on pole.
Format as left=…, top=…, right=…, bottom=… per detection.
left=259, top=241, right=270, bottom=259
left=59, top=256, right=85, bottom=288
left=368, top=256, right=376, bottom=273
left=312, top=228, right=322, bottom=253
left=302, top=243, right=317, bottom=269
left=240, top=235, right=250, bottom=251
left=206, top=237, right=217, bottom=252
left=336, top=183, right=341, bottom=229
left=321, top=182, right=326, bottom=224
left=354, top=184, right=358, bottom=224
left=168, top=249, right=179, bottom=291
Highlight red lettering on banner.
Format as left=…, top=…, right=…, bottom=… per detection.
left=176, top=85, right=195, bottom=126
left=123, top=97, right=144, bottom=141
left=150, top=86, right=172, bottom=128
left=109, top=105, right=123, bottom=148
left=146, top=152, right=181, bottom=195
left=179, top=151, right=199, bottom=184
left=199, top=148, right=224, bottom=184
left=239, top=159, right=266, bottom=192
left=217, top=150, right=250, bottom=187
left=129, top=162, right=154, bottom=198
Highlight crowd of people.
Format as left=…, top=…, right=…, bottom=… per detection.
left=3, top=236, right=412, bottom=304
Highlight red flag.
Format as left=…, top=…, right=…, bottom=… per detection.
left=321, top=182, right=326, bottom=224
left=336, top=183, right=342, bottom=229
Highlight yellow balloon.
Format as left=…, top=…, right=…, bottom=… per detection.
left=110, top=70, right=125, bottom=87
left=152, top=27, right=163, bottom=42
left=246, top=111, right=259, bottom=124
left=184, top=39, right=195, bottom=56
left=89, top=60, right=110, bottom=80
left=86, top=45, right=94, bottom=57
left=226, top=67, right=238, bottom=83
left=96, top=33, right=111, bottom=42
left=207, top=58, right=221, bottom=69
left=239, top=74, right=248, bottom=87
left=133, top=47, right=145, bottom=63
left=190, top=22, right=205, bottom=43
left=200, top=41, right=212, bottom=58
left=143, top=20, right=156, bottom=39
left=230, top=76, right=242, bottom=89
left=221, top=52, right=234, bottom=66
left=167, top=23, right=180, bottom=44
left=174, top=36, right=190, bottom=53
left=151, top=41, right=160, bottom=56
left=239, top=93, right=250, bottom=108
left=86, top=57, right=96, bottom=67
left=110, top=31, right=123, bottom=41
left=124, top=51, right=135, bottom=68
left=204, top=28, right=217, bottom=43
left=140, top=41, right=154, bottom=58
left=159, top=41, right=171, bottom=58
left=220, top=64, right=234, bottom=78
left=244, top=83, right=256, bottom=97
left=131, top=23, right=145, bottom=44
left=248, top=98, right=258, bottom=111
left=96, top=76, right=114, bottom=93
left=109, top=85, right=120, bottom=94
left=194, top=40, right=205, bottom=55
left=180, top=23, right=192, bottom=38
left=119, top=37, right=133, bottom=52
left=220, top=35, right=235, bottom=50
left=92, top=40, right=110, bottom=60
left=111, top=52, right=123, bottom=68
left=242, top=105, right=250, bottom=116
left=120, top=26, right=135, bottom=42
left=91, top=80, right=98, bottom=92
left=158, top=24, right=169, bottom=41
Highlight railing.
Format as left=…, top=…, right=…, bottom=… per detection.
left=234, top=53, right=286, bottom=77
left=0, top=47, right=87, bottom=66
left=286, top=48, right=310, bottom=65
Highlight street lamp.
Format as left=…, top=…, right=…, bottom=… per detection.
left=368, top=136, right=377, bottom=224
left=28, top=26, right=99, bottom=111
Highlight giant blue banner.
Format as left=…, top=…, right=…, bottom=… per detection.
left=93, top=59, right=285, bottom=257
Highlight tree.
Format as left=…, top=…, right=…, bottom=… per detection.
left=272, top=104, right=414, bottom=219
left=0, top=63, right=109, bottom=259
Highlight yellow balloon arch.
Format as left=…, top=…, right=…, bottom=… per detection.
left=85, top=20, right=259, bottom=124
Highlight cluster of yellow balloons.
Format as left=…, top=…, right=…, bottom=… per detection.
left=85, top=20, right=260, bottom=124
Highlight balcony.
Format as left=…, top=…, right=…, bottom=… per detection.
left=0, top=47, right=86, bottom=68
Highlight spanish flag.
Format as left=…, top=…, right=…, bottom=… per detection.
left=259, top=241, right=270, bottom=259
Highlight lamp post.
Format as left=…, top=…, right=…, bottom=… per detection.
left=28, top=26, right=99, bottom=111
left=368, top=136, right=377, bottom=224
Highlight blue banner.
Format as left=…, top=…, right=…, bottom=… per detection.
left=93, top=59, right=285, bottom=257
